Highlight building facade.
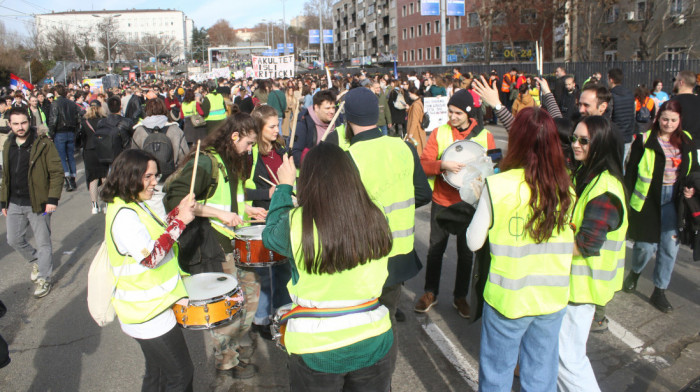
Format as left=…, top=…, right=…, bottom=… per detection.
left=396, top=0, right=552, bottom=66
left=332, top=0, right=399, bottom=65
left=35, top=9, right=194, bottom=62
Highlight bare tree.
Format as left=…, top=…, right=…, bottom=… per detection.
left=208, top=19, right=238, bottom=46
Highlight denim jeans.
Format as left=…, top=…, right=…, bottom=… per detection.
left=630, top=185, right=679, bottom=289
left=135, top=325, right=193, bottom=392
left=378, top=125, right=388, bottom=136
left=53, top=131, right=76, bottom=176
left=479, top=302, right=566, bottom=392
left=253, top=262, right=292, bottom=325
left=6, top=203, right=53, bottom=281
left=288, top=343, right=394, bottom=392
left=424, top=203, right=472, bottom=298
left=558, top=304, right=601, bottom=392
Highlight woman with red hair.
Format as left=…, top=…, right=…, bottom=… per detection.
left=623, top=100, right=698, bottom=312
left=467, top=107, right=574, bottom=391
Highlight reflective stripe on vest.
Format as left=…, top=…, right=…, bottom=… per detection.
left=105, top=198, right=187, bottom=324
left=198, top=151, right=247, bottom=238
left=285, top=208, right=391, bottom=355
left=427, top=124, right=491, bottom=190
left=181, top=101, right=197, bottom=117
left=484, top=168, right=574, bottom=319
left=206, top=93, right=226, bottom=121
left=570, top=171, right=628, bottom=305
left=349, top=135, right=416, bottom=256
left=630, top=130, right=693, bottom=211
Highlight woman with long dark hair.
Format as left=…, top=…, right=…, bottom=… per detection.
left=405, top=84, right=427, bottom=155
left=79, top=100, right=107, bottom=214
left=466, top=107, right=574, bottom=392
left=163, top=112, right=267, bottom=380
left=623, top=100, right=698, bottom=312
left=263, top=143, right=394, bottom=392
left=558, top=116, right=628, bottom=391
left=102, top=149, right=196, bottom=391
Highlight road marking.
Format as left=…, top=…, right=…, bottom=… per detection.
left=607, top=317, right=670, bottom=368
left=421, top=321, right=479, bottom=390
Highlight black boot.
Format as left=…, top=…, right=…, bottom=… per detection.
left=622, top=271, right=641, bottom=293
left=63, top=177, right=72, bottom=192
left=68, top=177, right=77, bottom=191
left=650, top=287, right=673, bottom=313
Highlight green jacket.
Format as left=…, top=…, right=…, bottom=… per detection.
left=267, top=90, right=287, bottom=118
left=1, top=130, right=64, bottom=213
left=377, top=92, right=392, bottom=127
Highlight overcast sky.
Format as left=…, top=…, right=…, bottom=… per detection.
left=0, top=0, right=307, bottom=36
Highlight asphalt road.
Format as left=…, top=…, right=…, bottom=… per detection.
left=1, top=133, right=699, bottom=391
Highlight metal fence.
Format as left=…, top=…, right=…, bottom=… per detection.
left=325, top=59, right=700, bottom=93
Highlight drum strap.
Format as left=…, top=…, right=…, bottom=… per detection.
left=278, top=298, right=381, bottom=325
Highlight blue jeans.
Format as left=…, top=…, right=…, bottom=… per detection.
left=53, top=132, right=76, bottom=176
left=630, top=185, right=679, bottom=289
left=558, top=304, right=601, bottom=392
left=254, top=262, right=292, bottom=325
left=479, top=302, right=566, bottom=392
left=378, top=125, right=388, bottom=136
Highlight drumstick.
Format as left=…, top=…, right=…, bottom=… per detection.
left=188, top=140, right=201, bottom=195
left=264, top=164, right=280, bottom=184
left=243, top=219, right=266, bottom=224
left=321, top=101, right=346, bottom=142
left=258, top=175, right=276, bottom=187
left=288, top=105, right=299, bottom=156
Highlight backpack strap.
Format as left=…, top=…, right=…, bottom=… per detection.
left=200, top=150, right=220, bottom=200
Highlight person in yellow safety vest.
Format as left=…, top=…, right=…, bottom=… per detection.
left=101, top=149, right=196, bottom=391
left=163, top=112, right=268, bottom=381
left=262, top=144, right=396, bottom=391
left=415, top=89, right=495, bottom=318
left=202, top=80, right=227, bottom=135
left=622, top=100, right=698, bottom=313
left=246, top=105, right=292, bottom=340
left=342, top=87, right=431, bottom=334
left=466, top=107, right=575, bottom=392
left=558, top=116, right=628, bottom=391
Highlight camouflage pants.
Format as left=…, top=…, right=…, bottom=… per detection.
left=209, top=253, right=260, bottom=370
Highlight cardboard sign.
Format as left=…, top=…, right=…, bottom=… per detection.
left=251, top=55, right=295, bottom=79
left=423, top=96, right=450, bottom=132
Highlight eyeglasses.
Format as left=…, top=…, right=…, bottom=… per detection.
left=569, top=135, right=590, bottom=145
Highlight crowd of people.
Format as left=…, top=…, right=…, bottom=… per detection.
left=1, top=64, right=700, bottom=391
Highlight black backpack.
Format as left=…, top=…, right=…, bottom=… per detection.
left=636, top=105, right=651, bottom=123
left=94, top=118, right=125, bottom=164
left=142, top=126, right=175, bottom=179
left=421, top=112, right=431, bottom=130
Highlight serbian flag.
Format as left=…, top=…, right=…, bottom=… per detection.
left=10, top=73, right=33, bottom=91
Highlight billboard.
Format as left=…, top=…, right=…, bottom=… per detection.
left=447, top=0, right=465, bottom=16
left=309, top=30, right=320, bottom=44
left=322, top=29, right=334, bottom=44
left=421, top=0, right=440, bottom=16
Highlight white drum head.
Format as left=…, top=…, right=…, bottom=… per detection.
left=183, top=273, right=239, bottom=301
left=235, top=225, right=264, bottom=240
left=441, top=140, right=486, bottom=189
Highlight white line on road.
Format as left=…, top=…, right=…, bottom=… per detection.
left=608, top=314, right=670, bottom=368
left=422, top=321, right=479, bottom=390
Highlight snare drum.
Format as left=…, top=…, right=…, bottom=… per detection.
left=440, top=140, right=486, bottom=189
left=233, top=225, right=286, bottom=267
left=271, top=303, right=294, bottom=351
left=172, top=273, right=244, bottom=330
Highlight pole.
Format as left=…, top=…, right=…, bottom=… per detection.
left=319, top=5, right=324, bottom=66
left=107, top=28, right=112, bottom=74
left=155, top=41, right=159, bottom=76
left=440, top=0, right=446, bottom=66
left=28, top=61, right=32, bottom=84
left=271, top=21, right=275, bottom=49
left=282, top=0, right=288, bottom=55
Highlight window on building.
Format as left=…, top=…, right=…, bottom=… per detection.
left=411, top=49, right=415, bottom=61
left=667, top=47, right=688, bottom=60
left=410, top=2, right=414, bottom=14
left=418, top=48, right=423, bottom=60
left=410, top=26, right=414, bottom=38
left=402, top=5, right=406, bottom=16
left=403, top=28, right=407, bottom=39
left=493, top=12, right=506, bottom=25
left=418, top=24, right=422, bottom=36
left=427, top=47, right=431, bottom=59
left=604, top=50, right=618, bottom=61
left=455, top=16, right=461, bottom=29
left=436, top=46, right=440, bottom=58
left=635, top=1, right=647, bottom=18
left=520, top=9, right=536, bottom=24
left=605, top=5, right=620, bottom=23
left=435, top=20, right=440, bottom=33
left=670, top=0, right=683, bottom=14
left=390, top=0, right=396, bottom=8
left=446, top=17, right=450, bottom=31
left=391, top=18, right=396, bottom=27
left=426, top=22, right=431, bottom=35
left=468, top=12, right=479, bottom=27
left=403, top=51, right=407, bottom=61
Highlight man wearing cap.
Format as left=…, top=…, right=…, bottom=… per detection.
left=416, top=89, right=496, bottom=317
left=341, top=87, right=431, bottom=375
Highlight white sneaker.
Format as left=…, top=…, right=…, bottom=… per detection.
left=91, top=205, right=99, bottom=214
left=34, top=279, right=52, bottom=298
left=30, top=263, right=39, bottom=282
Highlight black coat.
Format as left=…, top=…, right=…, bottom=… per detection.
left=625, top=130, right=698, bottom=242
left=48, top=96, right=80, bottom=136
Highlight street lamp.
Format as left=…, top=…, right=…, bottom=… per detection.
left=92, top=14, right=121, bottom=73
left=281, top=0, right=287, bottom=55
left=262, top=19, right=269, bottom=46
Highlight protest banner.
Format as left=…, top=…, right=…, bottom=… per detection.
left=423, top=96, right=449, bottom=133
left=251, top=55, right=295, bottom=79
